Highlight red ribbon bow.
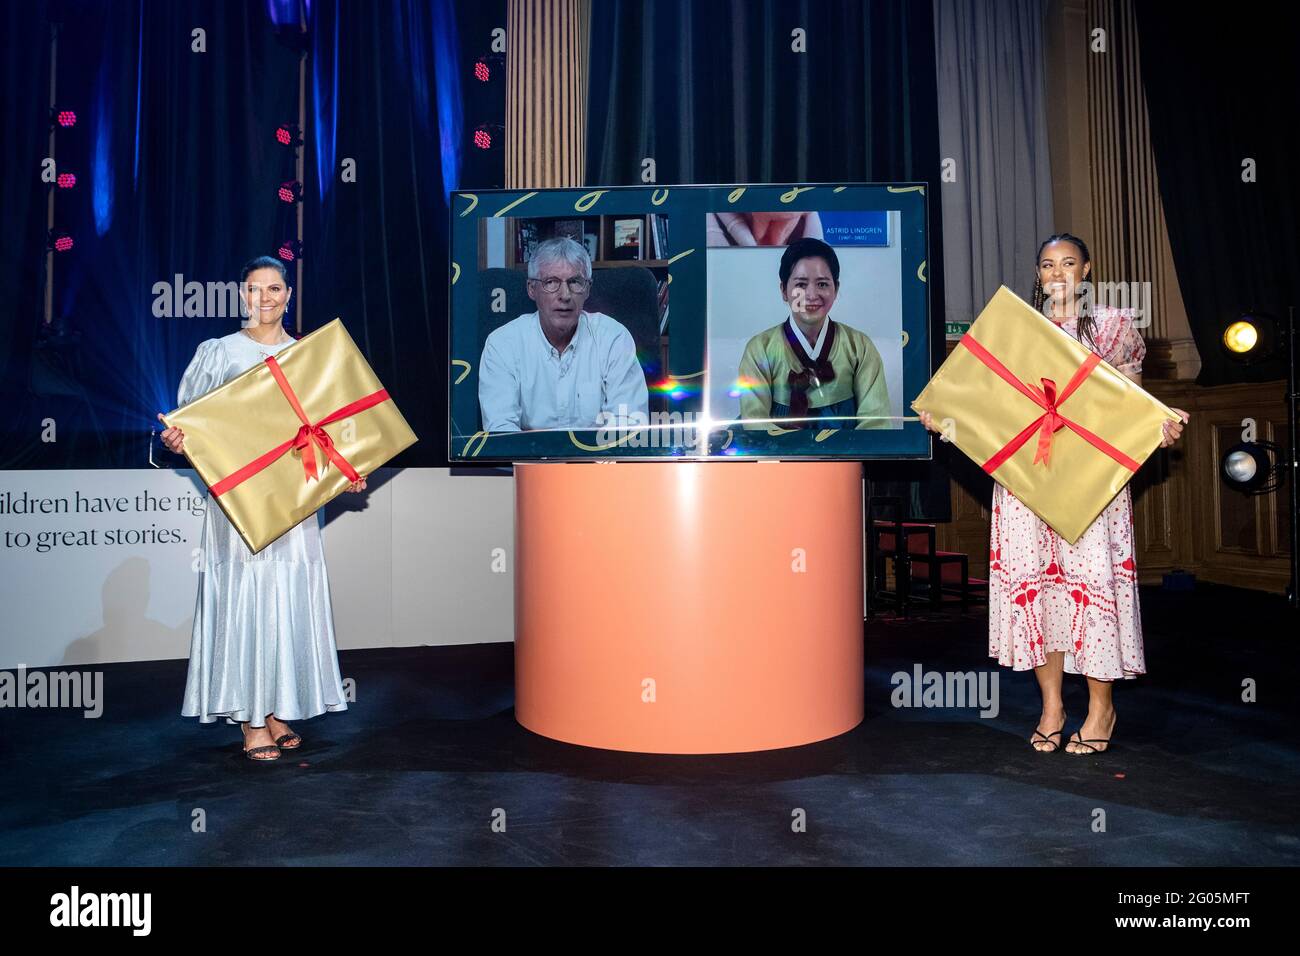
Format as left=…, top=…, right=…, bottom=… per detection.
left=209, top=355, right=390, bottom=497
left=958, top=333, right=1139, bottom=476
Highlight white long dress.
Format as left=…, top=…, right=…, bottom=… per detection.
left=178, top=331, right=349, bottom=728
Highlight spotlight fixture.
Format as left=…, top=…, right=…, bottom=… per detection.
left=1221, top=312, right=1280, bottom=365
left=1220, top=440, right=1284, bottom=495
left=56, top=172, right=76, bottom=189
left=276, top=239, right=303, bottom=262
left=472, top=54, right=503, bottom=82
left=1218, top=305, right=1298, bottom=610
left=277, top=180, right=303, bottom=204
left=50, top=108, right=77, bottom=128
left=47, top=229, right=74, bottom=252
left=274, top=123, right=303, bottom=147
left=473, top=123, right=502, bottom=150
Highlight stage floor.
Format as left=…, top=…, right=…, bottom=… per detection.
left=3, top=584, right=1298, bottom=866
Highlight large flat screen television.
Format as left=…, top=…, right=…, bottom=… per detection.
left=448, top=183, right=932, bottom=461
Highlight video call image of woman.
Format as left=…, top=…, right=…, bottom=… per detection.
left=736, top=238, right=892, bottom=430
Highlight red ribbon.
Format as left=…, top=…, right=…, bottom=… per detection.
left=209, top=355, right=390, bottom=498
left=957, top=333, right=1140, bottom=476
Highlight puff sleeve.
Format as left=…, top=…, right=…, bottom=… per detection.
left=1109, top=312, right=1146, bottom=377
left=177, top=338, right=228, bottom=406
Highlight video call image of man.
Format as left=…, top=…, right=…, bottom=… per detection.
left=737, top=237, right=891, bottom=430
left=478, top=236, right=650, bottom=432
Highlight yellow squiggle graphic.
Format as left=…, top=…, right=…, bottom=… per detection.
left=888, top=185, right=925, bottom=195
left=814, top=429, right=837, bottom=442
left=720, top=429, right=734, bottom=450
left=767, top=425, right=798, bottom=435
left=574, top=189, right=608, bottom=212
left=780, top=187, right=815, bottom=203
left=833, top=186, right=847, bottom=193
left=673, top=370, right=705, bottom=380
left=900, top=331, right=910, bottom=348
left=650, top=189, right=669, bottom=206
left=916, top=260, right=927, bottom=282
left=458, top=194, right=479, bottom=217
left=451, top=359, right=471, bottom=384
left=493, top=191, right=538, bottom=217
left=460, top=431, right=489, bottom=457
left=727, top=187, right=746, bottom=203
left=665, top=248, right=694, bottom=265
left=451, top=262, right=461, bottom=284
left=567, top=428, right=650, bottom=451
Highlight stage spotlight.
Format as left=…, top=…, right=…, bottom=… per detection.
left=56, top=172, right=76, bottom=189
left=50, top=108, right=77, bottom=128
left=277, top=239, right=303, bottom=263
left=277, top=180, right=303, bottom=204
left=473, top=125, right=494, bottom=150
left=47, top=230, right=74, bottom=252
left=1221, top=312, right=1279, bottom=365
left=472, top=53, right=502, bottom=83
left=1221, top=441, right=1284, bottom=495
left=274, top=123, right=303, bottom=147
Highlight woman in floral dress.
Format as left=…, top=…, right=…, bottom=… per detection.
left=921, top=234, right=1188, bottom=755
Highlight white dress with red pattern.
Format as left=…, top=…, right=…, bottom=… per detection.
left=988, top=307, right=1148, bottom=681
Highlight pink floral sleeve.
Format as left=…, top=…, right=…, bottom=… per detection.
left=1105, top=309, right=1146, bottom=375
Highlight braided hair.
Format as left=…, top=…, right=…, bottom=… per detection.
left=1031, top=233, right=1097, bottom=350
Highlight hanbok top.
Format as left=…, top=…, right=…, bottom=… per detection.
left=737, top=316, right=891, bottom=429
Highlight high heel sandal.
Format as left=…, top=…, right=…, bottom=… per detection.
left=241, top=723, right=282, bottom=761
left=1065, top=730, right=1114, bottom=755
left=1029, top=722, right=1066, bottom=753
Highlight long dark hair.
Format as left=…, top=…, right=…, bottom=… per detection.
left=1031, top=233, right=1096, bottom=349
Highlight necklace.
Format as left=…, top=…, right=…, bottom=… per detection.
left=242, top=326, right=291, bottom=356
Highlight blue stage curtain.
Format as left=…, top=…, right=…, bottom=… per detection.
left=0, top=0, right=503, bottom=469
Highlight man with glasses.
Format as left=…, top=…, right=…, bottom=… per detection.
left=478, top=236, right=649, bottom=432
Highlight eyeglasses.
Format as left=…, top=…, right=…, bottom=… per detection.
left=529, top=276, right=591, bottom=294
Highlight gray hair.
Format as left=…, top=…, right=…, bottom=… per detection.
left=527, top=236, right=592, bottom=280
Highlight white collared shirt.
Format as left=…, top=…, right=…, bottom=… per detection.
left=788, top=316, right=829, bottom=360
left=478, top=310, right=650, bottom=432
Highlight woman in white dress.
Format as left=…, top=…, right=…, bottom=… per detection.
left=920, top=235, right=1187, bottom=756
left=157, top=256, right=364, bottom=761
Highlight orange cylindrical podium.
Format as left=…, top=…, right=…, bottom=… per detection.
left=514, top=460, right=864, bottom=753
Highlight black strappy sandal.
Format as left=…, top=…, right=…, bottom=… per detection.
left=243, top=744, right=282, bottom=761
left=274, top=731, right=302, bottom=750
left=1030, top=724, right=1066, bottom=753
left=1065, top=730, right=1114, bottom=756
left=241, top=722, right=282, bottom=761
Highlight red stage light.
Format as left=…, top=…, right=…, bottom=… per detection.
left=278, top=180, right=303, bottom=203
left=275, top=123, right=302, bottom=147
left=48, top=230, right=74, bottom=252
left=474, top=60, right=490, bottom=82
left=57, top=173, right=76, bottom=188
left=474, top=128, right=492, bottom=150
left=277, top=240, right=303, bottom=262
left=56, top=110, right=76, bottom=128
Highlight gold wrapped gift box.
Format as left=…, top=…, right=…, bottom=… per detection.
left=163, top=318, right=418, bottom=553
left=912, top=286, right=1181, bottom=544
